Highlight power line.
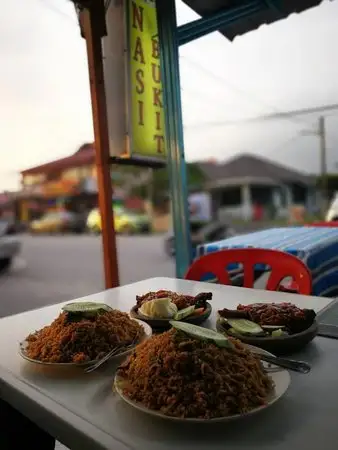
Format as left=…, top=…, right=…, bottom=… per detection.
left=247, top=103, right=338, bottom=121
left=184, top=102, right=338, bottom=130
left=180, top=55, right=315, bottom=131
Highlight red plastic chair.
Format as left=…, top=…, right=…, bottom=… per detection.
left=306, top=221, right=338, bottom=227
left=185, top=248, right=312, bottom=294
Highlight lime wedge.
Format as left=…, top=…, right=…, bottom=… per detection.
left=169, top=321, right=233, bottom=348
left=174, top=305, right=196, bottom=321
left=62, top=302, right=112, bottom=314
left=227, top=319, right=263, bottom=335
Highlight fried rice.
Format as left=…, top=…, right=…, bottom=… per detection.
left=117, top=329, right=274, bottom=419
left=25, top=310, right=144, bottom=363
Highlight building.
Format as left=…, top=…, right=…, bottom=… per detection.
left=17, top=143, right=151, bottom=223
left=18, top=143, right=98, bottom=222
left=198, top=154, right=317, bottom=221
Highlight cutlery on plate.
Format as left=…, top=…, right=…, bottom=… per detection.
left=84, top=343, right=135, bottom=373
left=256, top=353, right=311, bottom=374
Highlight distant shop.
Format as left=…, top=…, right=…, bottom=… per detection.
left=14, top=143, right=148, bottom=225
left=16, top=144, right=98, bottom=223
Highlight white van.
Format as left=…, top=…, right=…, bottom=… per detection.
left=326, top=192, right=338, bottom=221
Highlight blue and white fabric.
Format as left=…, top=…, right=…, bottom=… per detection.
left=196, top=227, right=338, bottom=297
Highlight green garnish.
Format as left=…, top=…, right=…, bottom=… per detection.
left=62, top=302, right=112, bottom=314
left=174, top=305, right=195, bottom=321
left=170, top=321, right=233, bottom=348
left=228, top=327, right=238, bottom=334
left=271, top=329, right=284, bottom=337
left=261, top=325, right=285, bottom=330
left=227, top=319, right=263, bottom=335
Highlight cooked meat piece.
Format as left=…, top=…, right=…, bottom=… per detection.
left=136, top=290, right=212, bottom=311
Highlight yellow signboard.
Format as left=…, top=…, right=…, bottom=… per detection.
left=126, top=0, right=166, bottom=159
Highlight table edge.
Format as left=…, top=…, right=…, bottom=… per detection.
left=0, top=367, right=131, bottom=450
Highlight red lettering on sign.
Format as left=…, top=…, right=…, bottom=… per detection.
left=132, top=2, right=143, bottom=32
left=133, top=37, right=145, bottom=64
left=137, top=100, right=144, bottom=126
left=135, top=68, right=144, bottom=94
left=152, top=87, right=162, bottom=107
left=153, top=134, right=165, bottom=153
left=151, top=63, right=161, bottom=84
left=151, top=38, right=159, bottom=59
left=155, top=110, right=161, bottom=131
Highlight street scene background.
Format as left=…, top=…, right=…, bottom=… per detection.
left=0, top=235, right=174, bottom=318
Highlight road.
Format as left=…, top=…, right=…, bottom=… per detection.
left=0, top=234, right=174, bottom=318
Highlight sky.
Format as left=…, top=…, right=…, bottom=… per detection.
left=1, top=0, right=338, bottom=191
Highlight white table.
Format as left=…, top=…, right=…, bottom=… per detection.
left=0, top=277, right=335, bottom=450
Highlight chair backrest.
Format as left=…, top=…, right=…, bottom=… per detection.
left=185, top=248, right=312, bottom=294
left=307, top=221, right=338, bottom=227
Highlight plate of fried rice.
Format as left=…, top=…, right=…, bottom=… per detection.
left=114, top=323, right=290, bottom=422
left=19, top=302, right=152, bottom=366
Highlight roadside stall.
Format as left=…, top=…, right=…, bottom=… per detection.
left=71, top=0, right=326, bottom=287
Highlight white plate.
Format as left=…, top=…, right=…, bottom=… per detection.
left=19, top=319, right=152, bottom=367
left=114, top=344, right=290, bottom=423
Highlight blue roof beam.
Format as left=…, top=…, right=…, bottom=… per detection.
left=177, top=1, right=267, bottom=46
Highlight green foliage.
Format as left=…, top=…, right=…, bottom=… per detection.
left=151, top=163, right=206, bottom=198
left=113, top=162, right=207, bottom=202
left=316, top=174, right=338, bottom=197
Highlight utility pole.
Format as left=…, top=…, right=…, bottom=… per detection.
left=319, top=116, right=328, bottom=214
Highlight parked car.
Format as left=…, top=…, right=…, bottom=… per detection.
left=0, top=217, right=22, bottom=235
left=164, top=219, right=236, bottom=257
left=326, top=193, right=338, bottom=221
left=30, top=211, right=86, bottom=234
left=87, top=207, right=151, bottom=234
left=0, top=219, right=21, bottom=273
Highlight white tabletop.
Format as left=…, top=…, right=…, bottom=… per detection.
left=0, top=277, right=334, bottom=450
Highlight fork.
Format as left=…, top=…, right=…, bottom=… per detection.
left=257, top=353, right=311, bottom=374
left=85, top=343, right=136, bottom=373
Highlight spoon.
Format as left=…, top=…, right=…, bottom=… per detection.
left=256, top=353, right=311, bottom=374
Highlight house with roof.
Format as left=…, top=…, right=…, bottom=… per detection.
left=198, top=154, right=318, bottom=221
left=17, top=144, right=151, bottom=223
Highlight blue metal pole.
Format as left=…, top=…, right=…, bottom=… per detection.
left=156, top=0, right=192, bottom=278
left=178, top=1, right=264, bottom=46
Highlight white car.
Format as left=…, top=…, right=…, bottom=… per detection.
left=326, top=193, right=338, bottom=222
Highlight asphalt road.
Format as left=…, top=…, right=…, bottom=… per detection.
left=0, top=234, right=174, bottom=318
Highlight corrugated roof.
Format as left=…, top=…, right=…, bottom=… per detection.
left=21, top=144, right=95, bottom=175
left=182, top=0, right=325, bottom=40
left=198, top=153, right=315, bottom=185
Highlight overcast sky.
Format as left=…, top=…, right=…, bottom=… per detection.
left=1, top=0, right=338, bottom=191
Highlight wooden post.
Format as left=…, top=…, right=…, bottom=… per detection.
left=80, top=2, right=120, bottom=288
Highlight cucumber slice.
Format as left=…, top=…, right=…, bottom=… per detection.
left=261, top=325, right=286, bottom=330
left=62, top=302, right=112, bottom=314
left=271, top=329, right=284, bottom=337
left=169, top=321, right=233, bottom=348
left=228, top=327, right=238, bottom=334
left=227, top=319, right=263, bottom=335
left=174, top=305, right=196, bottom=321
